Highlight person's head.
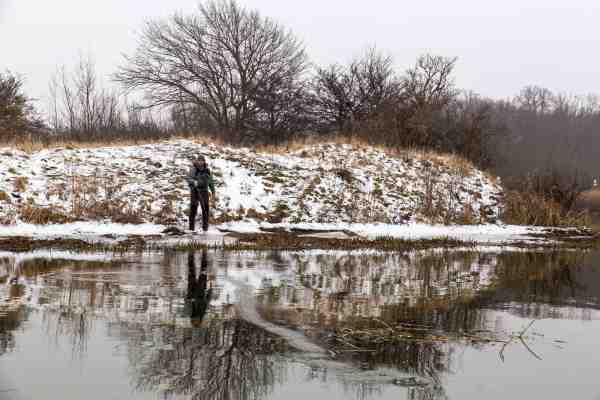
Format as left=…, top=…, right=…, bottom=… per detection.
left=193, top=155, right=207, bottom=168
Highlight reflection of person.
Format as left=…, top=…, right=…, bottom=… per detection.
left=185, top=250, right=212, bottom=325
left=185, top=155, right=216, bottom=232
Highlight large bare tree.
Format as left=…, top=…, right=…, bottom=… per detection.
left=114, top=0, right=308, bottom=142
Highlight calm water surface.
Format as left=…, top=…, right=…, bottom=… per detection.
left=1, top=248, right=600, bottom=400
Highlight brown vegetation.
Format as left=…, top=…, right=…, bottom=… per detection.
left=502, top=172, right=591, bottom=227
left=575, top=188, right=600, bottom=231
left=12, top=176, right=28, bottom=193
left=20, top=204, right=73, bottom=225
left=502, top=190, right=590, bottom=227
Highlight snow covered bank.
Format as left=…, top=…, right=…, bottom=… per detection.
left=0, top=220, right=552, bottom=247
left=220, top=221, right=545, bottom=243
left=0, top=139, right=502, bottom=227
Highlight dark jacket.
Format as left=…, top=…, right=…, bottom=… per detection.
left=186, top=165, right=215, bottom=194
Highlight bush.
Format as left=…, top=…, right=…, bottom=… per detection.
left=502, top=189, right=590, bottom=227
left=0, top=71, right=43, bottom=140
left=20, top=204, right=73, bottom=225
left=500, top=170, right=590, bottom=227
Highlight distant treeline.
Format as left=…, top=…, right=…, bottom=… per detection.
left=1, top=0, right=599, bottom=188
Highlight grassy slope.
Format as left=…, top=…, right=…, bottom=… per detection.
left=0, top=139, right=502, bottom=226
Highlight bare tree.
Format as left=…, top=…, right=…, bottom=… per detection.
left=114, top=0, right=308, bottom=143
left=312, top=64, right=356, bottom=132
left=312, top=47, right=399, bottom=133
left=398, top=54, right=458, bottom=147
left=47, top=55, right=168, bottom=140
left=515, top=85, right=554, bottom=114
left=402, top=54, right=458, bottom=110
left=48, top=55, right=123, bottom=137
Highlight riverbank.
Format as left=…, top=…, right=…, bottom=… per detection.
left=0, top=221, right=596, bottom=252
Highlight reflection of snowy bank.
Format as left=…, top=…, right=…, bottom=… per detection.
left=0, top=249, right=501, bottom=327
left=1, top=248, right=596, bottom=329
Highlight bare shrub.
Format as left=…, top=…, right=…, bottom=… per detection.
left=20, top=204, right=73, bottom=225
left=502, top=190, right=589, bottom=226
left=502, top=190, right=589, bottom=227
left=502, top=171, right=589, bottom=226
left=419, top=166, right=439, bottom=220
left=65, top=171, right=147, bottom=224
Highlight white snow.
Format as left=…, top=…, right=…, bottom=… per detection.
left=0, top=221, right=165, bottom=237
left=0, top=139, right=503, bottom=227
left=0, top=220, right=548, bottom=245
left=0, top=139, right=570, bottom=246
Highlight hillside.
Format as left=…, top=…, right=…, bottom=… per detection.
left=0, top=139, right=502, bottom=228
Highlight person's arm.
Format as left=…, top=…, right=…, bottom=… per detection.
left=208, top=171, right=216, bottom=194
left=185, top=166, right=196, bottom=188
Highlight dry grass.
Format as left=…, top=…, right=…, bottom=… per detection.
left=3, top=132, right=481, bottom=178
left=225, top=231, right=472, bottom=251
left=575, top=189, right=600, bottom=232
left=416, top=168, right=483, bottom=225
left=502, top=190, right=590, bottom=227
left=12, top=176, right=28, bottom=193
left=20, top=204, right=74, bottom=224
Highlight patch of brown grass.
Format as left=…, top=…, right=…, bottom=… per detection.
left=502, top=190, right=590, bottom=227
left=225, top=231, right=473, bottom=251
left=6, top=136, right=170, bottom=154
left=3, top=131, right=486, bottom=186
left=20, top=204, right=74, bottom=225
left=13, top=176, right=28, bottom=192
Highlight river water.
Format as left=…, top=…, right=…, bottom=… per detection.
left=1, top=248, right=599, bottom=400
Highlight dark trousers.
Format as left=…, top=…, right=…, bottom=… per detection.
left=189, top=189, right=210, bottom=231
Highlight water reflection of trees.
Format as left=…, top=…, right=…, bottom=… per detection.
left=261, top=249, right=598, bottom=331
left=123, top=250, right=287, bottom=400
left=6, top=248, right=600, bottom=400
left=125, top=319, right=286, bottom=400
left=482, top=250, right=597, bottom=319
left=0, top=307, right=26, bottom=356
left=257, top=249, right=597, bottom=400
left=42, top=303, right=93, bottom=358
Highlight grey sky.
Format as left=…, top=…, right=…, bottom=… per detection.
left=2, top=0, right=600, bottom=108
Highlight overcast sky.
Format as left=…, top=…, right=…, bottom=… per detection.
left=2, top=0, right=600, bottom=108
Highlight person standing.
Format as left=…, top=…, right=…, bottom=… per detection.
left=185, top=155, right=216, bottom=232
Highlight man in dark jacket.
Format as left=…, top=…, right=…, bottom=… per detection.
left=185, top=155, right=216, bottom=232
